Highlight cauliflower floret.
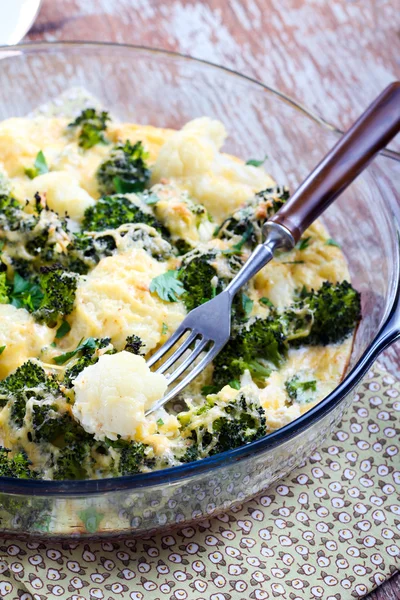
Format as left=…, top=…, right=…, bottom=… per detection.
left=22, top=171, right=95, bottom=221
left=151, top=117, right=275, bottom=221
left=72, top=352, right=168, bottom=441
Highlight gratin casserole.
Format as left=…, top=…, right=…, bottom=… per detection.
left=0, top=109, right=360, bottom=480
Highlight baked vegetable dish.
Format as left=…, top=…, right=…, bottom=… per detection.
left=0, top=108, right=361, bottom=480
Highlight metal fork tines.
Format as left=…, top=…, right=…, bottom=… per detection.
left=146, top=292, right=234, bottom=413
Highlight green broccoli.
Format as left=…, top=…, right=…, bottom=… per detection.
left=0, top=193, right=22, bottom=232
left=0, top=447, right=36, bottom=479
left=287, top=281, right=361, bottom=346
left=34, top=265, right=78, bottom=327
left=177, top=249, right=242, bottom=312
left=82, top=195, right=163, bottom=233
left=124, top=334, right=145, bottom=355
left=0, top=361, right=61, bottom=428
left=178, top=252, right=220, bottom=311
left=215, top=186, right=289, bottom=252
left=178, top=392, right=267, bottom=459
left=64, top=232, right=116, bottom=274
left=212, top=316, right=286, bottom=389
left=68, top=108, right=110, bottom=149
left=285, top=375, right=317, bottom=405
left=62, top=337, right=115, bottom=387
left=0, top=268, right=9, bottom=304
left=52, top=421, right=95, bottom=480
left=97, top=140, right=151, bottom=195
left=31, top=404, right=71, bottom=443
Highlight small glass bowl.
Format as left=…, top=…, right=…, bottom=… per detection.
left=0, top=42, right=398, bottom=539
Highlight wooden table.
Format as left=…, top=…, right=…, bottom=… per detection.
left=25, top=1, right=400, bottom=598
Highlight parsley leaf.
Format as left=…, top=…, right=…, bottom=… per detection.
left=260, top=297, right=274, bottom=308
left=55, top=320, right=71, bottom=339
left=10, top=273, right=43, bottom=312
left=246, top=155, right=268, bottom=167
left=201, top=385, right=219, bottom=396
left=0, top=345, right=6, bottom=355
left=161, top=322, right=169, bottom=334
left=25, top=151, right=49, bottom=179
left=150, top=270, right=184, bottom=302
left=241, top=293, right=254, bottom=317
left=53, top=337, right=97, bottom=365
left=229, top=379, right=241, bottom=390
left=157, top=418, right=164, bottom=426
left=296, top=236, right=311, bottom=251
left=325, top=238, right=341, bottom=248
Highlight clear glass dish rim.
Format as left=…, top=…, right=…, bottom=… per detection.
left=0, top=40, right=398, bottom=496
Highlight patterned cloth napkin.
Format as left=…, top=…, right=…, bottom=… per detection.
left=0, top=363, right=398, bottom=600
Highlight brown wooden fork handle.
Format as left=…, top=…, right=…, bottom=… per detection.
left=269, top=82, right=400, bottom=243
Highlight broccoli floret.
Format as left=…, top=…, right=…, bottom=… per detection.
left=62, top=337, right=114, bottom=387
left=124, top=334, right=145, bottom=355
left=65, top=232, right=116, bottom=274
left=97, top=140, right=151, bottom=195
left=0, top=361, right=60, bottom=427
left=215, top=186, right=289, bottom=251
left=52, top=420, right=95, bottom=480
left=0, top=269, right=9, bottom=303
left=34, top=265, right=78, bottom=327
left=288, top=281, right=361, bottom=346
left=0, top=447, right=36, bottom=479
left=31, top=404, right=71, bottom=443
left=178, top=392, right=267, bottom=459
left=212, top=317, right=286, bottom=389
left=285, top=375, right=317, bottom=405
left=0, top=193, right=22, bottom=231
left=178, top=252, right=220, bottom=311
left=82, top=195, right=163, bottom=233
left=119, top=441, right=147, bottom=475
left=104, top=438, right=149, bottom=475
left=68, top=108, right=110, bottom=149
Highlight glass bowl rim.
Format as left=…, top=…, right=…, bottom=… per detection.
left=0, top=40, right=399, bottom=496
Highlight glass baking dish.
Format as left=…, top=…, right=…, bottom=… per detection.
left=0, top=42, right=398, bottom=539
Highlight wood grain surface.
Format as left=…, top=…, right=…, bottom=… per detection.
left=24, top=1, right=399, bottom=597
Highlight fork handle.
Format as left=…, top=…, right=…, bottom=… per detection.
left=268, top=81, right=400, bottom=243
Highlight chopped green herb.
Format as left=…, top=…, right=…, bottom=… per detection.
left=157, top=418, right=164, bottom=426
left=150, top=270, right=185, bottom=302
left=325, top=238, right=341, bottom=248
left=296, top=236, right=311, bottom=251
left=0, top=345, right=6, bottom=355
left=25, top=151, right=49, bottom=179
left=161, top=322, right=169, bottom=335
left=260, top=297, right=274, bottom=308
left=143, top=193, right=159, bottom=205
left=10, top=273, right=43, bottom=312
left=229, top=379, right=241, bottom=390
left=201, top=385, right=220, bottom=396
left=241, top=293, right=254, bottom=317
left=246, top=155, right=268, bottom=167
left=53, top=337, right=97, bottom=365
left=55, top=320, right=71, bottom=339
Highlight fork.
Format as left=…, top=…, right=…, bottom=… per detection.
left=146, top=82, right=400, bottom=414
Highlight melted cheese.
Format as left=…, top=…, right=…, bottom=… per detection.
left=63, top=248, right=186, bottom=353
left=0, top=304, right=54, bottom=379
